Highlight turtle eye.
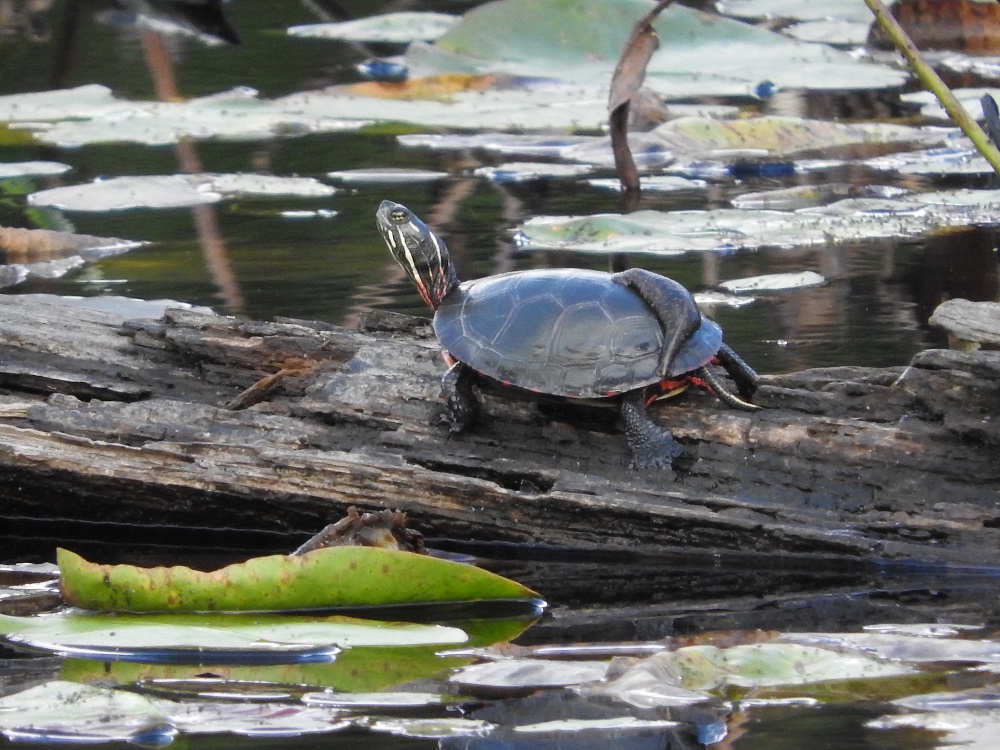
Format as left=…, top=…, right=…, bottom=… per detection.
left=389, top=208, right=409, bottom=224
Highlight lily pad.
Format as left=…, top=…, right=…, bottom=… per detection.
left=326, top=167, right=449, bottom=183
left=515, top=190, right=1000, bottom=255
left=450, top=658, right=610, bottom=690
left=597, top=643, right=915, bottom=708
left=474, top=162, right=593, bottom=182
left=57, top=547, right=539, bottom=611
left=720, top=272, right=826, bottom=293
left=0, top=681, right=176, bottom=745
left=0, top=160, right=71, bottom=178
left=0, top=610, right=467, bottom=661
left=0, top=681, right=349, bottom=744
left=410, top=0, right=907, bottom=97
left=288, top=12, right=459, bottom=43
left=0, top=86, right=370, bottom=147
left=29, top=174, right=336, bottom=212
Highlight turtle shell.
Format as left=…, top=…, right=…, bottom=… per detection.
left=433, top=268, right=721, bottom=399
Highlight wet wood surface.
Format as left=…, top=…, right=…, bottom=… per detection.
left=0, top=294, right=997, bottom=567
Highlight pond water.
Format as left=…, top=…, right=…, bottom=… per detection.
left=1, top=1, right=1000, bottom=749
left=0, top=0, right=996, bottom=376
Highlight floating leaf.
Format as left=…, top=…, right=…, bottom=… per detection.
left=779, top=632, right=1000, bottom=664
left=717, top=0, right=873, bottom=24
left=0, top=86, right=370, bottom=147
left=597, top=644, right=914, bottom=708
left=0, top=610, right=467, bottom=664
left=513, top=717, right=680, bottom=733
left=515, top=190, right=1000, bottom=255
left=288, top=12, right=459, bottom=43
left=0, top=681, right=349, bottom=744
left=411, top=0, right=906, bottom=96
left=474, top=162, right=593, bottom=182
left=367, top=717, right=494, bottom=738
left=650, top=116, right=938, bottom=160
left=29, top=174, right=336, bottom=212
left=868, top=708, right=1000, bottom=748
left=302, top=691, right=452, bottom=707
left=588, top=176, right=707, bottom=192
left=718, top=1, right=874, bottom=45
left=57, top=547, right=539, bottom=611
left=719, top=272, right=826, bottom=293
left=0, top=681, right=175, bottom=745
left=326, top=168, right=449, bottom=183
left=0, top=161, right=71, bottom=178
left=450, top=659, right=610, bottom=690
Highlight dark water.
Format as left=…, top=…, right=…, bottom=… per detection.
left=1, top=3, right=999, bottom=750
left=0, top=1, right=996, bottom=376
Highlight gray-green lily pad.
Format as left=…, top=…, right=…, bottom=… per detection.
left=327, top=167, right=449, bottom=183
left=366, top=717, right=495, bottom=738
left=288, top=12, right=459, bottom=43
left=515, top=190, right=1000, bottom=255
left=0, top=681, right=175, bottom=745
left=0, top=160, right=71, bottom=178
left=0, top=610, right=467, bottom=664
left=450, top=658, right=610, bottom=690
left=596, top=643, right=914, bottom=708
left=412, top=0, right=906, bottom=97
left=29, top=174, right=336, bottom=212
left=720, top=272, right=825, bottom=293
left=475, top=162, right=593, bottom=182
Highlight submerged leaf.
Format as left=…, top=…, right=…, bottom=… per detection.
left=57, top=547, right=538, bottom=611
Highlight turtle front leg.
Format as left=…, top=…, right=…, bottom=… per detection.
left=441, top=360, right=480, bottom=433
left=620, top=389, right=683, bottom=470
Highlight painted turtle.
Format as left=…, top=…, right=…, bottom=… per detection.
left=376, top=200, right=759, bottom=469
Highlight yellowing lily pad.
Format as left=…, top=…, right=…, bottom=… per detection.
left=57, top=547, right=539, bottom=612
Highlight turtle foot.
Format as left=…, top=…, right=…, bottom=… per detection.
left=620, top=390, right=684, bottom=471
left=628, top=435, right=683, bottom=471
left=441, top=361, right=480, bottom=434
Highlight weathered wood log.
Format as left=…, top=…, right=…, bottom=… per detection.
left=930, top=297, right=1000, bottom=346
left=0, top=294, right=997, bottom=566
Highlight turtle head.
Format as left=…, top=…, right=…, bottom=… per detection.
left=377, top=200, right=458, bottom=310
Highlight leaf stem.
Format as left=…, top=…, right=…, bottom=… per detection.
left=862, top=0, right=1000, bottom=174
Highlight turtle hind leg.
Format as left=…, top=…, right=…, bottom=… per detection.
left=441, top=361, right=480, bottom=433
left=698, top=363, right=760, bottom=412
left=620, top=389, right=683, bottom=470
left=716, top=342, right=758, bottom=399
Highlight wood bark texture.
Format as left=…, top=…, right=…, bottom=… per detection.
left=0, top=295, right=996, bottom=566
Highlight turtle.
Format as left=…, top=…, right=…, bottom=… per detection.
left=376, top=200, right=760, bottom=469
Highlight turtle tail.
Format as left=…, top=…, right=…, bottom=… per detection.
left=697, top=363, right=760, bottom=412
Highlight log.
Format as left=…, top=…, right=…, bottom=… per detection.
left=930, top=297, right=1000, bottom=346
left=0, top=294, right=997, bottom=567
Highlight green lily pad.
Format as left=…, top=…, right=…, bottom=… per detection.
left=414, top=0, right=906, bottom=95
left=57, top=547, right=539, bottom=612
